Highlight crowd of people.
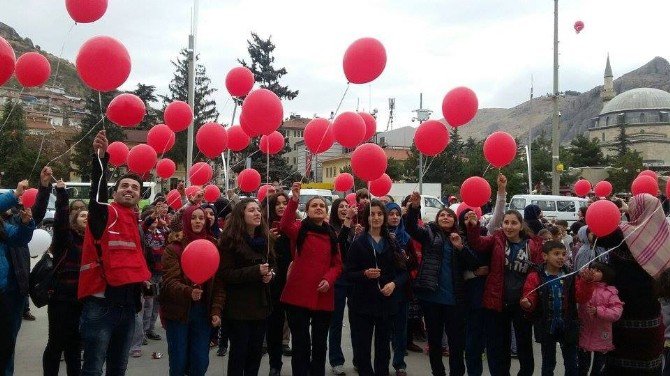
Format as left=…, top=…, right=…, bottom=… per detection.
left=1, top=129, right=670, bottom=376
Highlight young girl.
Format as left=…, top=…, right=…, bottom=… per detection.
left=345, top=200, right=407, bottom=376
left=161, top=205, right=223, bottom=376
left=280, top=182, right=342, bottom=376
left=576, top=262, right=623, bottom=376
left=217, top=198, right=275, bottom=376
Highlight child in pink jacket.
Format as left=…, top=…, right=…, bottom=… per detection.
left=576, top=262, right=623, bottom=376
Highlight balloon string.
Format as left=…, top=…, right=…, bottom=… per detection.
left=98, top=91, right=105, bottom=130
left=266, top=150, right=270, bottom=260
left=0, top=87, right=25, bottom=132
left=46, top=117, right=105, bottom=166
left=333, top=82, right=350, bottom=118
left=522, top=199, right=668, bottom=299
left=30, top=134, right=47, bottom=178
left=96, top=152, right=119, bottom=234
left=483, top=163, right=493, bottom=176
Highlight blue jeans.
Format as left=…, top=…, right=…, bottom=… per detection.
left=2, top=289, right=23, bottom=375
left=80, top=298, right=136, bottom=376
left=392, top=300, right=409, bottom=370
left=540, top=340, right=578, bottom=376
left=465, top=308, right=486, bottom=376
left=165, top=303, right=211, bottom=376
left=328, top=282, right=353, bottom=367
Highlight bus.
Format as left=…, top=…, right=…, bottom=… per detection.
left=63, top=181, right=158, bottom=209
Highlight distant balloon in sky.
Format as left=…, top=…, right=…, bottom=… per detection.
left=574, top=20, right=584, bottom=34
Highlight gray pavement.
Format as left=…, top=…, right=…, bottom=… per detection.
left=14, top=302, right=566, bottom=375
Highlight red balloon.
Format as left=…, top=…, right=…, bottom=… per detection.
left=164, top=101, right=193, bottom=132
left=227, top=125, right=251, bottom=151
left=240, top=112, right=262, bottom=138
left=127, top=144, right=157, bottom=174
left=594, top=181, right=613, bottom=197
left=334, top=173, right=354, bottom=192
left=204, top=185, right=221, bottom=203
left=667, top=180, right=670, bottom=199
left=185, top=185, right=202, bottom=199
left=333, top=112, right=366, bottom=148
left=106, top=93, right=145, bottom=127
left=242, top=89, right=283, bottom=136
left=0, top=36, right=16, bottom=86
left=343, top=37, right=387, bottom=84
left=483, top=131, right=517, bottom=168
left=65, top=0, right=108, bottom=23
left=225, top=66, right=255, bottom=97
left=259, top=131, right=285, bottom=155
left=107, top=141, right=128, bottom=167
left=196, top=122, right=228, bottom=158
left=351, top=143, right=387, bottom=181
left=442, top=87, right=478, bottom=127
left=631, top=175, right=658, bottom=196
left=257, top=184, right=274, bottom=202
left=414, top=120, right=449, bottom=156
left=456, top=204, right=483, bottom=220
left=586, top=200, right=620, bottom=237
left=574, top=20, right=584, bottom=34
left=345, top=193, right=357, bottom=206
left=574, top=179, right=592, bottom=197
left=237, top=168, right=262, bottom=193
left=369, top=173, right=392, bottom=197
left=304, top=118, right=334, bottom=154
left=15, top=52, right=51, bottom=88
left=358, top=112, right=377, bottom=142
left=147, top=124, right=176, bottom=154
left=21, top=188, right=38, bottom=209
left=156, top=158, right=176, bottom=179
left=638, top=170, right=658, bottom=180
left=460, top=177, right=491, bottom=208
left=189, top=162, right=213, bottom=186
left=166, top=189, right=182, bottom=210
left=181, top=239, right=220, bottom=284
left=76, top=36, right=130, bottom=92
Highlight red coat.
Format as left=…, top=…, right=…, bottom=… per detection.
left=466, top=225, right=544, bottom=312
left=279, top=199, right=342, bottom=311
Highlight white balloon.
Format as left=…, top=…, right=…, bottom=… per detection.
left=28, top=229, right=51, bottom=257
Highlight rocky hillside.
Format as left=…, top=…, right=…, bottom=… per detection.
left=456, top=56, right=670, bottom=143
left=0, top=22, right=89, bottom=97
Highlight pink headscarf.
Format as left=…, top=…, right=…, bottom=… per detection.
left=620, top=194, right=670, bottom=278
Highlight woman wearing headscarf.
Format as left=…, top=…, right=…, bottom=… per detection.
left=598, top=193, right=670, bottom=375
left=573, top=226, right=608, bottom=271
left=523, top=204, right=545, bottom=235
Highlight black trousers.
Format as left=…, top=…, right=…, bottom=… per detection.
left=285, top=304, right=332, bottom=376
left=578, top=350, right=606, bottom=376
left=484, top=306, right=535, bottom=376
left=43, top=300, right=83, bottom=376
left=266, top=300, right=287, bottom=370
left=227, top=319, right=267, bottom=376
left=0, top=292, right=14, bottom=374
left=349, top=310, right=393, bottom=376
left=421, top=301, right=466, bottom=376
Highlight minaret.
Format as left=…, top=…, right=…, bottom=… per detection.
left=601, top=54, right=616, bottom=103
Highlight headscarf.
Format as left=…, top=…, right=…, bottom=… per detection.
left=620, top=194, right=670, bottom=278
left=181, top=205, right=212, bottom=243
left=523, top=204, right=545, bottom=235
left=574, top=225, right=607, bottom=270
left=385, top=202, right=410, bottom=247
left=201, top=203, right=221, bottom=237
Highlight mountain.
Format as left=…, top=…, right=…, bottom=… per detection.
left=454, top=56, right=670, bottom=143
left=0, top=22, right=89, bottom=97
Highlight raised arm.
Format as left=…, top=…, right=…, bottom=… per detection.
left=31, top=166, right=54, bottom=225
left=486, top=173, right=507, bottom=234
left=405, top=192, right=430, bottom=244
left=465, top=211, right=496, bottom=254
left=88, top=130, right=109, bottom=239
left=279, top=182, right=302, bottom=241
left=51, top=182, right=70, bottom=257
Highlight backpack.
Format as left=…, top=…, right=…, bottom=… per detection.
left=29, top=248, right=66, bottom=308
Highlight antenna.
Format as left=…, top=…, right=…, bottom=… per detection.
left=386, top=98, right=395, bottom=131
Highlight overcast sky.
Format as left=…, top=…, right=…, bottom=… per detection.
left=3, top=0, right=670, bottom=130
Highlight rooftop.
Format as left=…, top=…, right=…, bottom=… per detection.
left=600, top=88, right=670, bottom=115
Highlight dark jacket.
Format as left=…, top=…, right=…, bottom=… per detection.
left=344, top=233, right=407, bottom=317
left=406, top=206, right=473, bottom=305
left=217, top=233, right=276, bottom=321
left=50, top=187, right=83, bottom=303
left=8, top=184, right=49, bottom=296
left=523, top=204, right=545, bottom=235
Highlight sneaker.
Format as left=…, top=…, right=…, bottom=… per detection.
left=407, top=342, right=423, bottom=353
left=395, top=369, right=407, bottom=376
left=269, top=368, right=281, bottom=376
left=131, top=350, right=142, bottom=358
left=217, top=347, right=228, bottom=357
left=22, top=311, right=36, bottom=321
left=146, top=331, right=162, bottom=340
left=282, top=344, right=292, bottom=356
left=332, top=365, right=346, bottom=375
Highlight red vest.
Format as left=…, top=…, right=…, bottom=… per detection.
left=78, top=202, right=151, bottom=299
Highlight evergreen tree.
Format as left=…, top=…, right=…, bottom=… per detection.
left=607, top=150, right=644, bottom=193
left=133, top=83, right=159, bottom=130
left=72, top=91, right=126, bottom=181
left=229, top=130, right=300, bottom=184
left=238, top=32, right=299, bottom=100
left=609, top=124, right=630, bottom=158
left=162, top=49, right=219, bottom=167
left=566, top=134, right=605, bottom=167
left=0, top=101, right=33, bottom=186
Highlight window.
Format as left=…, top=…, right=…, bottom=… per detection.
left=424, top=197, right=444, bottom=209
left=531, top=199, right=556, bottom=212
left=510, top=198, right=526, bottom=211
left=606, top=116, right=610, bottom=126
left=557, top=200, right=576, bottom=212
left=640, top=112, right=646, bottom=123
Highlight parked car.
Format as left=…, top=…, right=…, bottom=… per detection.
left=509, top=194, right=588, bottom=225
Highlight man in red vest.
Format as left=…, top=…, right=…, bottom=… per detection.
left=79, top=130, right=151, bottom=376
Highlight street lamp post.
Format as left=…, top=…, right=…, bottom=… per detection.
left=551, top=0, right=561, bottom=195
left=413, top=93, right=432, bottom=194
left=186, top=0, right=199, bottom=186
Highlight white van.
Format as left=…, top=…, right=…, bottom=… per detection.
left=509, top=194, right=588, bottom=225
left=386, top=194, right=445, bottom=223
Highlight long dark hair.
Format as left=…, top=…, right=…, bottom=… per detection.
left=362, top=199, right=391, bottom=239
left=262, top=192, right=289, bottom=224
left=434, top=207, right=459, bottom=234
left=503, top=209, right=533, bottom=239
left=329, top=198, right=348, bottom=230
left=220, top=198, right=269, bottom=247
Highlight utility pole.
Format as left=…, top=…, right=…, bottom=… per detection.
left=186, top=0, right=199, bottom=185
left=528, top=76, right=534, bottom=194
left=413, top=93, right=432, bottom=194
left=551, top=0, right=561, bottom=195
